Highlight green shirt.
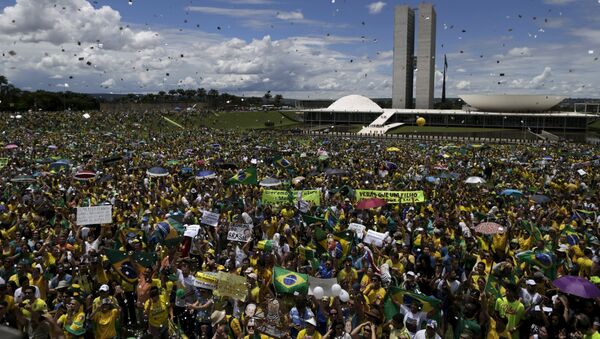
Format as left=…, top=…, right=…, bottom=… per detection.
left=494, top=297, right=524, bottom=339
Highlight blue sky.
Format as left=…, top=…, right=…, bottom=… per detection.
left=0, top=0, right=599, bottom=99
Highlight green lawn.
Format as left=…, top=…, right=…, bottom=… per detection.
left=589, top=118, right=600, bottom=130
left=158, top=111, right=300, bottom=131
left=387, top=126, right=513, bottom=133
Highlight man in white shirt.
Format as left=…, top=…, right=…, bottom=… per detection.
left=520, top=279, right=542, bottom=309
left=413, top=319, right=442, bottom=339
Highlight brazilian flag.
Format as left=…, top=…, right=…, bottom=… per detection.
left=226, top=167, right=258, bottom=185
left=297, top=246, right=316, bottom=261
left=515, top=250, right=554, bottom=270
left=105, top=249, right=155, bottom=283
left=324, top=208, right=339, bottom=228
left=272, top=266, right=308, bottom=295
left=383, top=287, right=441, bottom=321
left=314, top=227, right=353, bottom=259
left=256, top=240, right=274, bottom=252
left=274, top=156, right=291, bottom=168
left=118, top=227, right=146, bottom=247
left=150, top=220, right=183, bottom=247
left=302, top=214, right=327, bottom=226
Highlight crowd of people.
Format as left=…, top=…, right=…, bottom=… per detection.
left=0, top=110, right=599, bottom=339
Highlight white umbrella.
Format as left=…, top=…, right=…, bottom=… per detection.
left=259, top=177, right=282, bottom=187
left=464, top=176, right=486, bottom=184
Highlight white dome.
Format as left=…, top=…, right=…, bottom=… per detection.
left=460, top=94, right=565, bottom=112
left=326, top=95, right=383, bottom=112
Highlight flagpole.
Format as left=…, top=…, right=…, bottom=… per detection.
left=442, top=54, right=447, bottom=103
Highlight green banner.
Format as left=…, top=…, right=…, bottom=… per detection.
left=0, top=158, right=8, bottom=169
left=355, top=190, right=425, bottom=203
left=262, top=189, right=321, bottom=206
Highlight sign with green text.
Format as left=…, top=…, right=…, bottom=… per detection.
left=355, top=190, right=425, bottom=203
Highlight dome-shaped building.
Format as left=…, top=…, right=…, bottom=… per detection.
left=325, top=95, right=383, bottom=113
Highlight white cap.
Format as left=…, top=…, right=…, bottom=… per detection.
left=99, top=284, right=110, bottom=292
left=406, top=271, right=416, bottom=277
left=526, top=279, right=537, bottom=286
left=305, top=318, right=317, bottom=327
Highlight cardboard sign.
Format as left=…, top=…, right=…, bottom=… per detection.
left=227, top=224, right=252, bottom=243
left=184, top=225, right=201, bottom=238
left=348, top=223, right=366, bottom=239
left=363, top=229, right=387, bottom=247
left=193, top=272, right=218, bottom=290
left=216, top=272, right=247, bottom=301
left=76, top=205, right=112, bottom=225
left=355, top=190, right=425, bottom=203
left=201, top=211, right=219, bottom=227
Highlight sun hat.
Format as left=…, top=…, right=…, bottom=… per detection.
left=305, top=317, right=317, bottom=327
left=211, top=310, right=226, bottom=327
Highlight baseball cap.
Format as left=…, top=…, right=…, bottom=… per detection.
left=99, top=284, right=110, bottom=292
left=427, top=319, right=438, bottom=329
left=526, top=279, right=537, bottom=286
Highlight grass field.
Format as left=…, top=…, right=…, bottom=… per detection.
left=161, top=111, right=300, bottom=131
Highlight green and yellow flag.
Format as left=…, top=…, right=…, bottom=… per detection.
left=272, top=266, right=308, bottom=295
left=105, top=248, right=156, bottom=283
left=274, top=156, right=291, bottom=168
left=383, top=287, right=442, bottom=321
left=314, top=227, right=353, bottom=259
left=226, top=167, right=258, bottom=185
left=256, top=240, right=274, bottom=252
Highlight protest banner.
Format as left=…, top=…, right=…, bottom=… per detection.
left=76, top=205, right=112, bottom=225
left=363, top=229, right=387, bottom=247
left=227, top=224, right=252, bottom=243
left=355, top=190, right=425, bottom=203
left=262, top=189, right=320, bottom=206
left=0, top=158, right=8, bottom=169
left=216, top=272, right=247, bottom=301
left=184, top=225, right=201, bottom=238
left=193, top=272, right=218, bottom=290
left=201, top=210, right=219, bottom=227
left=348, top=223, right=366, bottom=239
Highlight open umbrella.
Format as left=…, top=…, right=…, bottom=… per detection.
left=180, top=167, right=193, bottom=175
left=259, top=177, right=282, bottom=187
left=465, top=176, right=486, bottom=184
left=146, top=167, right=169, bottom=177
left=47, top=145, right=58, bottom=150
left=386, top=147, right=400, bottom=152
left=384, top=161, right=398, bottom=170
left=4, top=144, right=18, bottom=150
left=531, top=194, right=550, bottom=204
left=73, top=170, right=97, bottom=181
left=100, top=155, right=123, bottom=165
left=500, top=189, right=523, bottom=196
left=292, top=176, right=305, bottom=185
left=10, top=175, right=36, bottom=183
left=356, top=198, right=387, bottom=210
left=474, top=222, right=505, bottom=235
left=552, top=276, right=600, bottom=299
left=325, top=168, right=349, bottom=176
left=50, top=160, right=71, bottom=171
left=196, top=170, right=216, bottom=180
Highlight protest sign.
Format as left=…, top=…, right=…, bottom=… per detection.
left=76, top=205, right=112, bottom=225
left=0, top=158, right=8, bottom=169
left=348, top=223, right=366, bottom=239
left=363, top=229, right=387, bottom=247
left=201, top=210, right=219, bottom=227
left=216, top=272, right=247, bottom=301
left=355, top=190, right=425, bottom=203
left=308, top=276, right=339, bottom=297
left=262, top=189, right=320, bottom=206
left=227, top=224, right=252, bottom=243
left=184, top=225, right=201, bottom=238
left=193, top=272, right=218, bottom=290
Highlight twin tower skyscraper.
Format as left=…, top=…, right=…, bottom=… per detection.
left=392, top=4, right=436, bottom=109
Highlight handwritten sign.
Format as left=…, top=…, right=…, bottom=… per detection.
left=76, top=205, right=112, bottom=225
left=227, top=224, right=252, bottom=243
left=355, top=190, right=425, bottom=203
left=363, top=229, right=387, bottom=247
left=193, top=272, right=218, bottom=290
left=216, top=272, right=247, bottom=301
left=184, top=224, right=201, bottom=238
left=348, top=223, right=366, bottom=239
left=201, top=211, right=219, bottom=227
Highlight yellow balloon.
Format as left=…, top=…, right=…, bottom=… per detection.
left=416, top=117, right=426, bottom=127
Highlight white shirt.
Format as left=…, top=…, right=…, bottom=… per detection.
left=520, top=288, right=542, bottom=308
left=413, top=329, right=442, bottom=339
left=400, top=305, right=428, bottom=335
left=14, top=286, right=41, bottom=303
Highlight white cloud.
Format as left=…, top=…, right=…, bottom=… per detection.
left=543, top=0, right=576, bottom=4
left=367, top=2, right=386, bottom=15
left=100, top=78, right=115, bottom=88
left=455, top=80, right=471, bottom=90
left=276, top=11, right=303, bottom=20
left=0, top=0, right=159, bottom=50
left=178, top=76, right=198, bottom=88
left=507, top=47, right=532, bottom=57
left=510, top=67, right=552, bottom=89
left=570, top=28, right=600, bottom=44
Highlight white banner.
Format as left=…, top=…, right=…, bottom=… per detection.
left=201, top=211, right=220, bottom=227
left=227, top=224, right=252, bottom=243
left=76, top=205, right=112, bottom=225
left=363, top=229, right=387, bottom=247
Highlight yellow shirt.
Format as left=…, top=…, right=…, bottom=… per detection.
left=93, top=308, right=119, bottom=339
left=364, top=284, right=386, bottom=305
left=337, top=268, right=358, bottom=286
left=296, top=329, right=322, bottom=339
left=8, top=273, right=33, bottom=287
left=145, top=294, right=169, bottom=327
